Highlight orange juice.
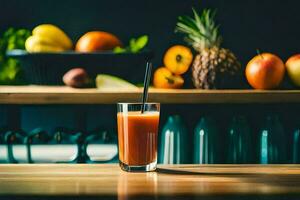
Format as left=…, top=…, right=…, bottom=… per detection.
left=117, top=111, right=160, bottom=166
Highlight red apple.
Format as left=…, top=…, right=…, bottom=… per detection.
left=286, top=54, right=300, bottom=87
left=245, top=53, right=285, bottom=89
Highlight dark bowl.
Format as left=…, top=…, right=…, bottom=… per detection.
left=7, top=50, right=154, bottom=85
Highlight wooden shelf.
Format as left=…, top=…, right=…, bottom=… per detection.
left=0, top=86, right=300, bottom=104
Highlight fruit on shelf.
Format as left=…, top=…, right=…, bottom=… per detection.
left=163, top=45, right=193, bottom=75
left=25, top=24, right=73, bottom=52
left=63, top=68, right=91, bottom=88
left=286, top=54, right=300, bottom=87
left=32, top=24, right=73, bottom=49
left=176, top=8, right=241, bottom=89
left=96, top=74, right=138, bottom=90
left=25, top=36, right=65, bottom=52
left=245, top=53, right=285, bottom=89
left=153, top=67, right=184, bottom=89
left=76, top=31, right=122, bottom=52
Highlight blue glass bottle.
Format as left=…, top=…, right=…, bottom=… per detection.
left=194, top=117, right=220, bottom=164
left=258, top=115, right=287, bottom=164
left=226, top=116, right=252, bottom=164
left=292, top=128, right=300, bottom=164
left=158, top=115, right=189, bottom=164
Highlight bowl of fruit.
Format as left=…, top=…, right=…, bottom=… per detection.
left=7, top=24, right=153, bottom=85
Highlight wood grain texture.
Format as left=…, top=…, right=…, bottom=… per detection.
left=0, top=86, right=300, bottom=104
left=0, top=164, right=299, bottom=197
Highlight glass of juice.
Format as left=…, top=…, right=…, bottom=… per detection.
left=117, top=103, right=160, bottom=172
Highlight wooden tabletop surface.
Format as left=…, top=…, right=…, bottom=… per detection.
left=0, top=164, right=299, bottom=199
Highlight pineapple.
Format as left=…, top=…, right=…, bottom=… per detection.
left=176, top=8, right=241, bottom=89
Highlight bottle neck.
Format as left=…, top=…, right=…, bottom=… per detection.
left=168, top=115, right=182, bottom=124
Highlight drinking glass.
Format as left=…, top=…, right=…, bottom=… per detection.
left=117, top=103, right=160, bottom=172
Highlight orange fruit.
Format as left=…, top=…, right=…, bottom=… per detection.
left=76, top=31, right=122, bottom=52
left=245, top=53, right=285, bottom=89
left=163, top=45, right=193, bottom=75
left=153, top=67, right=184, bottom=89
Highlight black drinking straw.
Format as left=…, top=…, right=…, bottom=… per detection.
left=141, top=62, right=152, bottom=114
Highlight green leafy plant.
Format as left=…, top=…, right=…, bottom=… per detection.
left=114, top=35, right=148, bottom=54
left=0, top=28, right=31, bottom=85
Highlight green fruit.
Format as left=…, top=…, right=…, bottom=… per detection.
left=96, top=74, right=138, bottom=90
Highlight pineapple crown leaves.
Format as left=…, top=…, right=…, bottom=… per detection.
left=175, top=8, right=222, bottom=51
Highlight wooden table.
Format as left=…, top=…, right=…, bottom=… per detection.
left=0, top=164, right=299, bottom=199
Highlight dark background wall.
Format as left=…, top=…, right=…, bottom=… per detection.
left=1, top=0, right=300, bottom=68
left=0, top=0, right=299, bottom=163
